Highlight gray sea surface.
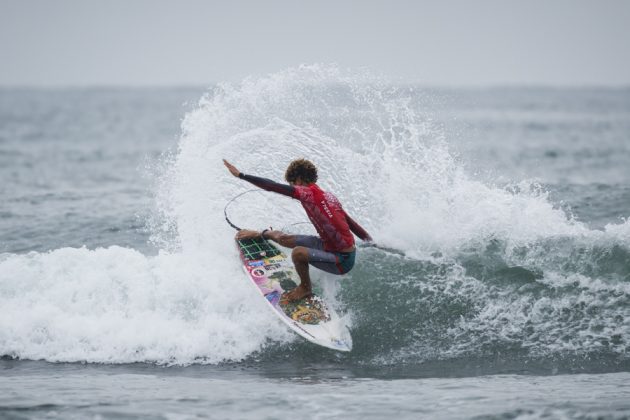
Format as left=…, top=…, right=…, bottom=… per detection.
left=1, top=75, right=629, bottom=419
left=2, top=360, right=630, bottom=420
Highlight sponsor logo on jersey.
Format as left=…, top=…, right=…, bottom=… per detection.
left=321, top=200, right=334, bottom=218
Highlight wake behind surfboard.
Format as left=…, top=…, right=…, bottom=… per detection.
left=236, top=236, right=352, bottom=351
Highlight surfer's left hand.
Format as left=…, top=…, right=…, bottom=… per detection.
left=223, top=159, right=241, bottom=177
left=235, top=229, right=261, bottom=240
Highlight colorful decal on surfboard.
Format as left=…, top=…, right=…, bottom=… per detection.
left=279, top=295, right=331, bottom=324
left=238, top=237, right=282, bottom=260
left=237, top=237, right=331, bottom=326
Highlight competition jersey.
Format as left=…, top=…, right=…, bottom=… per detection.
left=292, top=184, right=354, bottom=251
left=239, top=173, right=371, bottom=251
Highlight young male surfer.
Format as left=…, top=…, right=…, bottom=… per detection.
left=223, top=158, right=372, bottom=302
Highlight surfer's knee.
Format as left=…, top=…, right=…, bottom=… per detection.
left=291, top=246, right=309, bottom=263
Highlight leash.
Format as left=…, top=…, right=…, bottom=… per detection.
left=223, top=189, right=262, bottom=231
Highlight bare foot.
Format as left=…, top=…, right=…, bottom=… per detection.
left=282, top=285, right=313, bottom=302
left=235, top=229, right=261, bottom=240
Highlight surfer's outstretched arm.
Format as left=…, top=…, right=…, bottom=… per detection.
left=238, top=173, right=294, bottom=197
left=223, top=159, right=294, bottom=197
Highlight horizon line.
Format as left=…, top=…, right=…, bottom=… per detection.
left=1, top=82, right=629, bottom=90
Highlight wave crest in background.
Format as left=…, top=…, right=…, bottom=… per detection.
left=1, top=65, right=629, bottom=368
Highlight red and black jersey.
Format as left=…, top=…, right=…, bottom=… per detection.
left=238, top=173, right=371, bottom=251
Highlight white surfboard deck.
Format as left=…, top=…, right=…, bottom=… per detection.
left=236, top=237, right=352, bottom=352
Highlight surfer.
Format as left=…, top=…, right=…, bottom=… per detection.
left=223, top=158, right=372, bottom=301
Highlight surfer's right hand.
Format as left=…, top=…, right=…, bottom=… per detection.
left=235, top=229, right=261, bottom=240
left=223, top=159, right=241, bottom=177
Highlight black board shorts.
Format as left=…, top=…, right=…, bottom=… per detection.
left=294, top=235, right=356, bottom=275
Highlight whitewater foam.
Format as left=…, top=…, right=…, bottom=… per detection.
left=0, top=247, right=292, bottom=364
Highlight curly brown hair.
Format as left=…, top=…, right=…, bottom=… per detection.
left=285, top=159, right=318, bottom=184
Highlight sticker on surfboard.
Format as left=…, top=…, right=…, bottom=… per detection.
left=236, top=236, right=352, bottom=351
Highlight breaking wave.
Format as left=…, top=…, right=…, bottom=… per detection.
left=1, top=65, right=628, bottom=370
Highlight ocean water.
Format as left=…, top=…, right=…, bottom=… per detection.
left=1, top=66, right=629, bottom=419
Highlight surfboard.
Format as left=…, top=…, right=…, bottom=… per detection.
left=236, top=236, right=352, bottom=352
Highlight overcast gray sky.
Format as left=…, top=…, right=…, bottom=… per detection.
left=1, top=0, right=629, bottom=87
